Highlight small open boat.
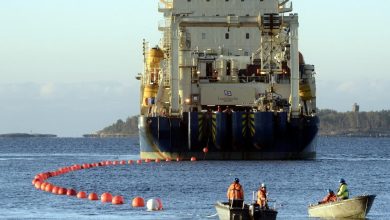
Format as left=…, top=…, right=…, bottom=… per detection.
left=308, top=195, right=376, bottom=218
left=215, top=201, right=277, bottom=220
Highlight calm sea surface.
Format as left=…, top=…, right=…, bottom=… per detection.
left=0, top=137, right=389, bottom=219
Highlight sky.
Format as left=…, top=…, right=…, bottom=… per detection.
left=0, top=0, right=389, bottom=137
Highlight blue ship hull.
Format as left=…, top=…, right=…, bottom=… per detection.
left=139, top=112, right=318, bottom=160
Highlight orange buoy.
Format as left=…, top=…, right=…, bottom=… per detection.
left=112, top=195, right=124, bottom=205
left=203, top=147, right=209, bottom=153
left=34, top=175, right=43, bottom=181
left=58, top=187, right=67, bottom=195
left=191, top=157, right=197, bottom=161
left=32, top=178, right=40, bottom=185
left=52, top=186, right=60, bottom=194
left=132, top=196, right=145, bottom=207
left=67, top=188, right=77, bottom=196
left=44, top=184, right=53, bottom=192
left=101, top=192, right=113, bottom=203
left=128, top=160, right=133, bottom=164
left=88, top=192, right=99, bottom=201
left=77, top=191, right=87, bottom=199
left=34, top=181, right=42, bottom=190
left=40, top=182, right=48, bottom=191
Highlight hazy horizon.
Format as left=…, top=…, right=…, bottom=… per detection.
left=1, top=0, right=389, bottom=137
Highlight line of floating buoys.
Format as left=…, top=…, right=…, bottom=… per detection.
left=32, top=156, right=201, bottom=210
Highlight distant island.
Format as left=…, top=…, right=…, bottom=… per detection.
left=0, top=133, right=57, bottom=138
left=88, top=109, right=390, bottom=138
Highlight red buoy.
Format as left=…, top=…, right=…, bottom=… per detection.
left=88, top=192, right=99, bottom=201
left=40, top=182, right=48, bottom=191
left=176, top=157, right=180, bottom=162
left=112, top=195, right=124, bottom=205
left=165, top=158, right=171, bottom=162
left=52, top=186, right=60, bottom=194
left=77, top=191, right=87, bottom=199
left=137, top=159, right=142, bottom=164
left=101, top=192, right=113, bottom=203
left=67, top=188, right=77, bottom=196
left=120, top=160, right=126, bottom=165
left=44, top=184, right=53, bottom=192
left=155, top=158, right=160, bottom=163
left=203, top=147, right=209, bottom=153
left=128, top=160, right=133, bottom=164
left=191, top=157, right=197, bottom=161
left=113, top=160, right=120, bottom=165
left=34, top=181, right=42, bottom=190
left=32, top=178, right=40, bottom=185
left=132, top=196, right=145, bottom=207
left=58, top=187, right=67, bottom=195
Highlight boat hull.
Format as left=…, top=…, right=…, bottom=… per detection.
left=308, top=195, right=376, bottom=218
left=215, top=202, right=277, bottom=220
left=139, top=112, right=318, bottom=160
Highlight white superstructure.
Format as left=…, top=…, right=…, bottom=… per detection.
left=139, top=0, right=316, bottom=119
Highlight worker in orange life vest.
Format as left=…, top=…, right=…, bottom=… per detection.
left=257, top=183, right=268, bottom=209
left=319, top=189, right=338, bottom=204
left=227, top=178, right=244, bottom=203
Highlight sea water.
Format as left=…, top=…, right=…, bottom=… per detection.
left=0, top=137, right=389, bottom=219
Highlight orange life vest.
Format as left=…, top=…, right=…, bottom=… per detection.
left=320, top=193, right=337, bottom=204
left=257, top=188, right=267, bottom=206
left=227, top=183, right=244, bottom=200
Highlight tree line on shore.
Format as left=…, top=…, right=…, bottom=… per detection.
left=93, top=110, right=390, bottom=137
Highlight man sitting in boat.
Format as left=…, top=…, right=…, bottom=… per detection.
left=318, top=189, right=337, bottom=204
left=227, top=178, right=244, bottom=207
left=257, top=183, right=268, bottom=209
left=337, top=178, right=349, bottom=200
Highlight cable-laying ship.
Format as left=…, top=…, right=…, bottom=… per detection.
left=136, top=0, right=318, bottom=160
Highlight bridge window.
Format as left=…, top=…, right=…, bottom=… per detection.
left=225, top=33, right=229, bottom=39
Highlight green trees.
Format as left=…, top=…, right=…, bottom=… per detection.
left=98, top=116, right=138, bottom=137
left=318, top=110, right=390, bottom=136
